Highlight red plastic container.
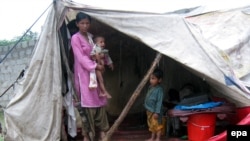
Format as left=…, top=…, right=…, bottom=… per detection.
left=187, top=113, right=216, bottom=141
left=236, top=107, right=250, bottom=122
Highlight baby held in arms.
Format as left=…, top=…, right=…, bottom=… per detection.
left=89, top=35, right=113, bottom=98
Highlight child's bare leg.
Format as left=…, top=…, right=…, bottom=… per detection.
left=96, top=70, right=105, bottom=94
left=145, top=132, right=155, bottom=141
left=83, top=136, right=89, bottom=141
left=154, top=130, right=162, bottom=141
left=96, top=70, right=112, bottom=98
left=98, top=131, right=106, bottom=141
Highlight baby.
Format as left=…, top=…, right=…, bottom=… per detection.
left=89, top=35, right=113, bottom=98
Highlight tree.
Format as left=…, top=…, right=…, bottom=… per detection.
left=0, top=31, right=38, bottom=46
left=0, top=40, right=12, bottom=46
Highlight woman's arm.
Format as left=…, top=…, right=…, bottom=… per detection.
left=71, top=35, right=96, bottom=71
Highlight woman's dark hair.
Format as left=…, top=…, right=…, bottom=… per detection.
left=76, top=12, right=91, bottom=23
left=152, top=68, right=163, bottom=79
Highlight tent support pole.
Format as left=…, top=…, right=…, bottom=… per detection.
left=102, top=52, right=162, bottom=141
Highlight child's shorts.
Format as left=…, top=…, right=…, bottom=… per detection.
left=146, top=111, right=166, bottom=134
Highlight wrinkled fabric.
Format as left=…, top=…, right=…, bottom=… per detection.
left=144, top=85, right=164, bottom=114
left=63, top=78, right=77, bottom=137
left=4, top=2, right=64, bottom=140
left=82, top=7, right=250, bottom=106
left=146, top=111, right=165, bottom=133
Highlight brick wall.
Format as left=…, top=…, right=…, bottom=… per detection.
left=0, top=40, right=36, bottom=107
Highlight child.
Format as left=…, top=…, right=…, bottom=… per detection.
left=144, top=68, right=164, bottom=141
left=93, top=35, right=114, bottom=70
left=89, top=36, right=113, bottom=98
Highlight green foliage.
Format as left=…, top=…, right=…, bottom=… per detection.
left=0, top=110, right=4, bottom=126
left=0, top=40, right=11, bottom=46
left=0, top=110, right=4, bottom=140
left=0, top=31, right=38, bottom=46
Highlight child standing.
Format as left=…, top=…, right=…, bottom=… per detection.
left=144, top=68, right=164, bottom=141
left=89, top=36, right=113, bottom=98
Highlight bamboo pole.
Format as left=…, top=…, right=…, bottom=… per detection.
left=102, top=52, right=162, bottom=141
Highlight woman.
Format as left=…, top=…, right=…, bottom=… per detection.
left=71, top=12, right=109, bottom=141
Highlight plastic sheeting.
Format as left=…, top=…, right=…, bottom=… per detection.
left=4, top=2, right=65, bottom=141
left=80, top=5, right=250, bottom=104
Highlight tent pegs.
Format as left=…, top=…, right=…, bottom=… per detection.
left=102, top=52, right=162, bottom=141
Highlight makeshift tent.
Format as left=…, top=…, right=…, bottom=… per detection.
left=3, top=0, right=250, bottom=140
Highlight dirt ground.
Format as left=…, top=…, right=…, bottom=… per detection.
left=0, top=110, right=188, bottom=141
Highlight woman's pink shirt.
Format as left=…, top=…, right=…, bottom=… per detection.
left=71, top=32, right=107, bottom=107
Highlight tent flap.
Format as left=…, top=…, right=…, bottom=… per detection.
left=4, top=1, right=65, bottom=140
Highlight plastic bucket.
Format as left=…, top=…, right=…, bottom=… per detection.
left=236, top=107, right=250, bottom=121
left=187, top=113, right=216, bottom=141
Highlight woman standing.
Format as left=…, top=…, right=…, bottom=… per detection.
left=71, top=12, right=109, bottom=141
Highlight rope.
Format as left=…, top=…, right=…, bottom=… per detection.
left=190, top=121, right=211, bottom=130
left=0, top=69, right=25, bottom=98
left=0, top=2, right=53, bottom=64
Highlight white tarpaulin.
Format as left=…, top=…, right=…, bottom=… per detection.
left=4, top=2, right=65, bottom=141
left=4, top=0, right=250, bottom=140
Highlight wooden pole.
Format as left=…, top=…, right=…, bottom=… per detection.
left=102, top=53, right=162, bottom=141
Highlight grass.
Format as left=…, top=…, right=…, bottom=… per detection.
left=0, top=109, right=4, bottom=141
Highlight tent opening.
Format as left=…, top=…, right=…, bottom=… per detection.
left=60, top=12, right=225, bottom=136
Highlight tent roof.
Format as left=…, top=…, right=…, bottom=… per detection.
left=65, top=0, right=250, bottom=85
left=72, top=0, right=250, bottom=15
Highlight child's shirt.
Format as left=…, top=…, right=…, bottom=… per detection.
left=91, top=44, right=113, bottom=66
left=144, top=85, right=164, bottom=114
left=103, top=49, right=113, bottom=65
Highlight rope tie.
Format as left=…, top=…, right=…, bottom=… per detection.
left=0, top=69, right=25, bottom=98
left=190, top=121, right=211, bottom=130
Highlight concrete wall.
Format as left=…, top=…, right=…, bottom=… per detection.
left=0, top=40, right=36, bottom=107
